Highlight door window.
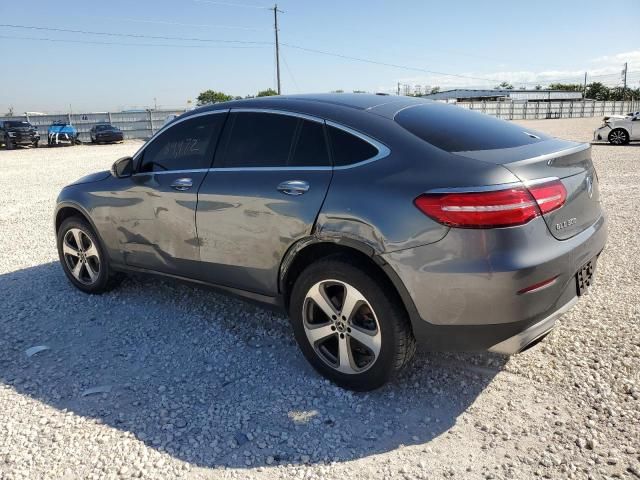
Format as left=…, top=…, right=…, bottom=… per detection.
left=216, top=112, right=330, bottom=168
left=138, top=113, right=226, bottom=172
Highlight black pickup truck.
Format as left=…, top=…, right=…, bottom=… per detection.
left=0, top=120, right=40, bottom=149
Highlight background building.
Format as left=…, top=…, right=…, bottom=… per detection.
left=422, top=89, right=583, bottom=103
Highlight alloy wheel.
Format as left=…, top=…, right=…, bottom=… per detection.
left=302, top=280, right=382, bottom=374
left=62, top=228, right=101, bottom=285
left=610, top=130, right=627, bottom=145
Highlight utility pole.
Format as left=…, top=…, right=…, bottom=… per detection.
left=397, top=82, right=401, bottom=96
left=272, top=4, right=283, bottom=95
left=583, top=72, right=587, bottom=98
left=622, top=62, right=628, bottom=100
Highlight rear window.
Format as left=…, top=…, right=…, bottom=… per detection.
left=395, top=103, right=548, bottom=152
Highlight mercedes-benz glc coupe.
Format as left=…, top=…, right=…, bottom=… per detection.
left=55, top=94, right=607, bottom=390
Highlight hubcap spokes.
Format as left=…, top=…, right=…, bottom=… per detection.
left=63, top=228, right=100, bottom=284
left=303, top=280, right=381, bottom=374
left=611, top=132, right=625, bottom=144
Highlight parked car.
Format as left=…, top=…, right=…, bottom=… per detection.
left=0, top=120, right=40, bottom=149
left=48, top=121, right=79, bottom=146
left=54, top=94, right=607, bottom=390
left=90, top=124, right=124, bottom=144
left=593, top=111, right=640, bottom=145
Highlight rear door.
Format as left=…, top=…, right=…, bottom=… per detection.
left=196, top=110, right=332, bottom=295
left=112, top=111, right=227, bottom=276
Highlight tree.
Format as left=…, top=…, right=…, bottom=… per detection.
left=353, top=90, right=367, bottom=94
left=584, top=82, right=610, bottom=101
left=331, top=89, right=344, bottom=93
left=430, top=86, right=441, bottom=94
left=495, top=81, right=513, bottom=90
left=548, top=83, right=582, bottom=92
left=256, top=88, right=278, bottom=97
left=534, top=85, right=543, bottom=90
left=196, top=90, right=233, bottom=105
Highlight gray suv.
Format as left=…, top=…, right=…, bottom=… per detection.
left=55, top=94, right=607, bottom=390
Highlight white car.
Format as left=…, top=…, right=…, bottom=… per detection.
left=593, top=111, right=640, bottom=145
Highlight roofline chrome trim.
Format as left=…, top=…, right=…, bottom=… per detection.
left=132, top=109, right=229, bottom=164
left=229, top=108, right=324, bottom=124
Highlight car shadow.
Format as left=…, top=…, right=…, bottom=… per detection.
left=590, top=142, right=640, bottom=147
left=0, top=262, right=506, bottom=468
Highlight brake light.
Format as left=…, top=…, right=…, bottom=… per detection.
left=526, top=180, right=566, bottom=215
left=414, top=180, right=566, bottom=229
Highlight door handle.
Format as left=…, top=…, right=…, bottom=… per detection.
left=277, top=180, right=309, bottom=196
left=170, top=178, right=193, bottom=191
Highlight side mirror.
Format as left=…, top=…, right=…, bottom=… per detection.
left=111, top=156, right=133, bottom=178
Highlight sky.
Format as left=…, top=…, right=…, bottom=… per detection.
left=1, top=0, right=639, bottom=113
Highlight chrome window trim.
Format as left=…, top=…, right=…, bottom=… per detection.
left=325, top=120, right=391, bottom=170
left=132, top=109, right=230, bottom=166
left=131, top=107, right=392, bottom=174
left=208, top=166, right=331, bottom=172
left=132, top=168, right=210, bottom=177
left=229, top=108, right=324, bottom=124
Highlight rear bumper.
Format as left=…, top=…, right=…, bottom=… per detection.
left=382, top=213, right=607, bottom=352
left=487, top=296, right=577, bottom=354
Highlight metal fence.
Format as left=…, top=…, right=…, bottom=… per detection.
left=0, top=110, right=186, bottom=143
left=2, top=100, right=639, bottom=142
left=455, top=99, right=640, bottom=120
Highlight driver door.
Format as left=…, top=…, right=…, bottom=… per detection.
left=111, top=111, right=227, bottom=277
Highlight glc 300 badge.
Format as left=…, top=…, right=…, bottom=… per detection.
left=556, top=218, right=577, bottom=230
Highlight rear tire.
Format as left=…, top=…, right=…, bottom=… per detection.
left=289, top=255, right=415, bottom=391
left=608, top=128, right=629, bottom=145
left=57, top=216, right=122, bottom=294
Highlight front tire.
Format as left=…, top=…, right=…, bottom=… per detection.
left=289, top=256, right=415, bottom=391
left=608, top=128, right=629, bottom=145
left=5, top=136, right=14, bottom=150
left=57, top=217, right=121, bottom=294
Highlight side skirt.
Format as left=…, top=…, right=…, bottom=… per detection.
left=110, top=263, right=286, bottom=313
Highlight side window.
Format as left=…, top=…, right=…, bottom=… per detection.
left=326, top=125, right=379, bottom=167
left=217, top=112, right=298, bottom=168
left=290, top=119, right=330, bottom=167
left=139, top=114, right=226, bottom=172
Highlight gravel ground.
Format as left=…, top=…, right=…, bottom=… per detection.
left=0, top=118, right=638, bottom=480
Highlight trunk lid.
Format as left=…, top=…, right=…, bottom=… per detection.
left=454, top=139, right=602, bottom=240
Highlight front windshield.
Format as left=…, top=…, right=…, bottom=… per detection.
left=6, top=121, right=31, bottom=128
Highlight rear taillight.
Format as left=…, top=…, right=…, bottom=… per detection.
left=526, top=179, right=567, bottom=215
left=414, top=180, right=566, bottom=229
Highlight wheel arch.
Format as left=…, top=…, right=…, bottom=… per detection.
left=55, top=201, right=114, bottom=264
left=609, top=127, right=630, bottom=140
left=279, top=237, right=421, bottom=325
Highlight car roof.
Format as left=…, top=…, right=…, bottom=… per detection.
left=188, top=93, right=434, bottom=121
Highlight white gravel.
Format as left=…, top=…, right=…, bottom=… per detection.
left=0, top=119, right=638, bottom=480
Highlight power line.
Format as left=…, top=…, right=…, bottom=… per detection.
left=0, top=34, right=271, bottom=49
left=281, top=43, right=510, bottom=83
left=97, top=16, right=270, bottom=32
left=0, top=23, right=272, bottom=45
left=193, top=0, right=270, bottom=9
